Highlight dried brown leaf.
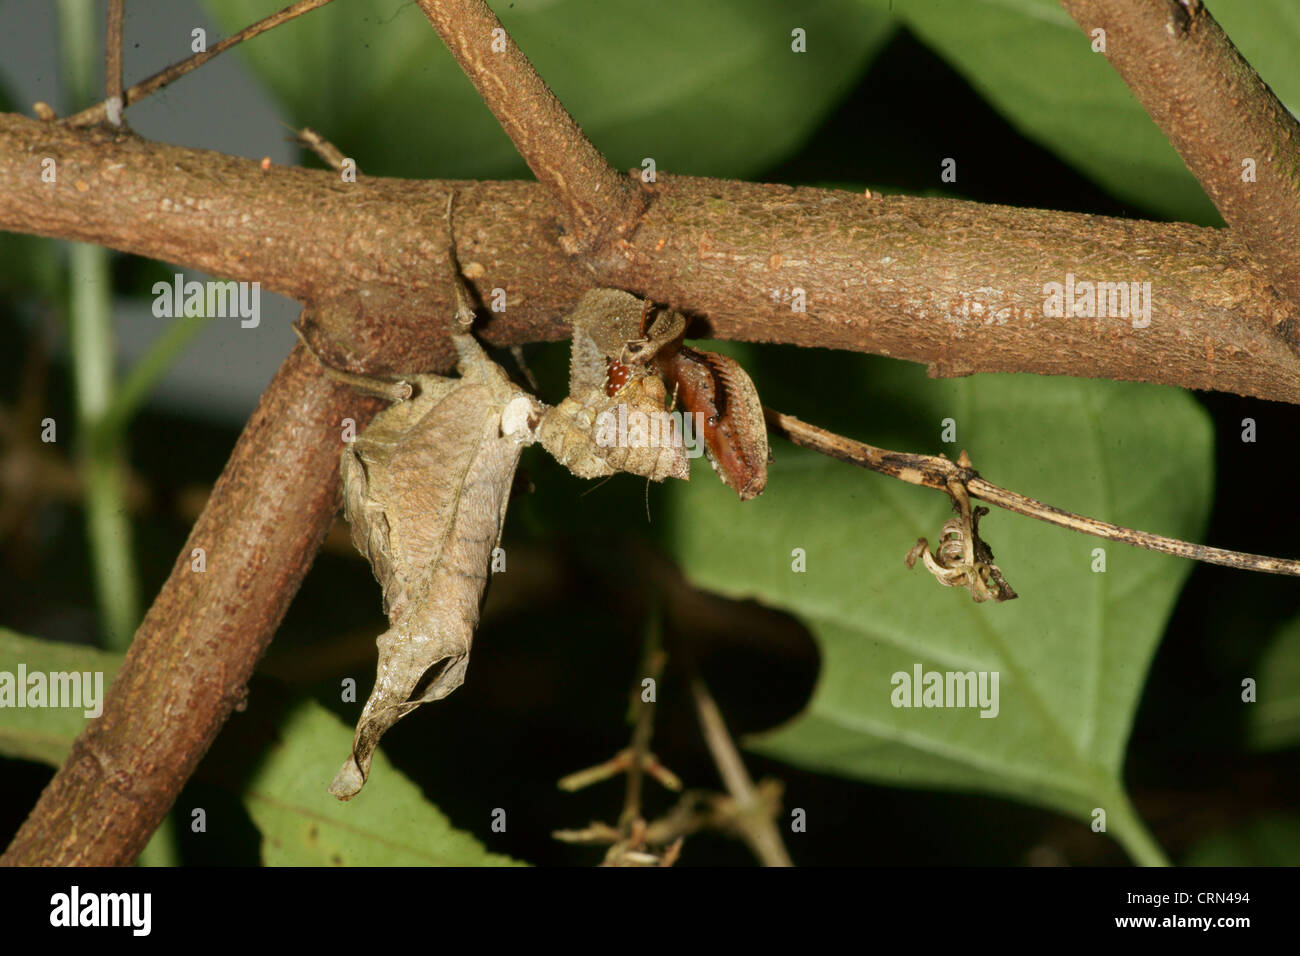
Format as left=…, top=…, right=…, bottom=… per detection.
left=330, top=326, right=544, bottom=799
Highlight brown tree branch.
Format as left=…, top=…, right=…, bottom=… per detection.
left=66, top=0, right=338, bottom=128
left=413, top=0, right=644, bottom=255
left=2, top=113, right=1297, bottom=403
left=0, top=332, right=380, bottom=866
left=1060, top=0, right=1300, bottom=329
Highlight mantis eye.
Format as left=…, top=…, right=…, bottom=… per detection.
left=605, top=359, right=632, bottom=396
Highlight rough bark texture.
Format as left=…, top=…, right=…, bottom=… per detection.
left=0, top=343, right=379, bottom=866
left=609, top=180, right=1298, bottom=402
left=413, top=0, right=645, bottom=253
left=2, top=113, right=1296, bottom=403
left=1060, top=0, right=1300, bottom=332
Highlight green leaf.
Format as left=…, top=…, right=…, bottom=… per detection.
left=859, top=0, right=1300, bottom=225
left=1247, top=615, right=1300, bottom=751
left=0, top=628, right=123, bottom=767
left=200, top=0, right=894, bottom=180
left=0, top=633, right=503, bottom=865
left=1183, top=813, right=1300, bottom=866
left=661, top=349, right=1211, bottom=862
left=244, top=699, right=525, bottom=866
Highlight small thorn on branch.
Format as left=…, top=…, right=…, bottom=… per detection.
left=288, top=125, right=349, bottom=173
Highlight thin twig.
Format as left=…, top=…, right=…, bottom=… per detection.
left=553, top=609, right=680, bottom=865
left=105, top=0, right=124, bottom=126
left=289, top=124, right=348, bottom=173
left=554, top=786, right=782, bottom=853
left=619, top=609, right=665, bottom=831
left=765, top=407, right=1300, bottom=577
left=554, top=749, right=680, bottom=794
left=66, top=0, right=337, bottom=127
left=680, top=645, right=793, bottom=867
left=413, top=0, right=645, bottom=253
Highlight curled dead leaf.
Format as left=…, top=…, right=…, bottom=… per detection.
left=329, top=322, right=545, bottom=799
